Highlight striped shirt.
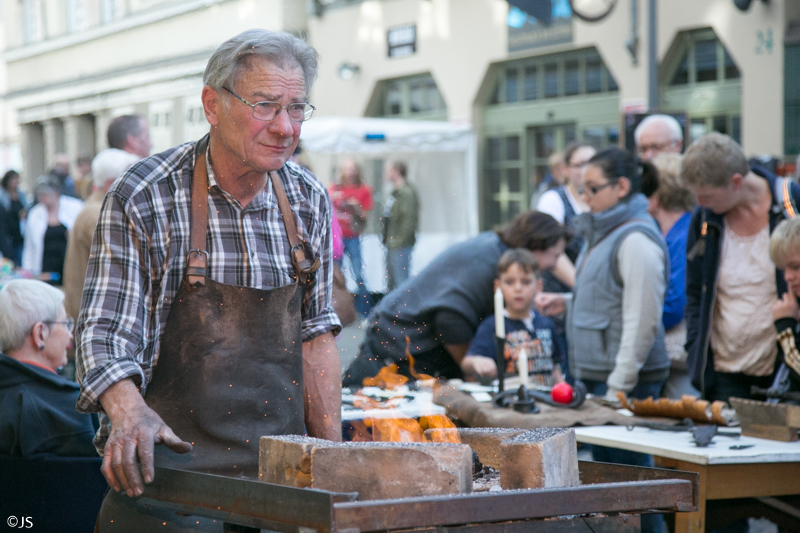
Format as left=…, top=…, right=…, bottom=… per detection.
left=75, top=139, right=340, bottom=424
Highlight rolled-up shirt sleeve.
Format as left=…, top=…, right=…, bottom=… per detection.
left=75, top=191, right=151, bottom=414
left=301, top=187, right=342, bottom=342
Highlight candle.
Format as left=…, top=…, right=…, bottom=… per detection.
left=494, top=287, right=505, bottom=339
left=518, top=347, right=528, bottom=387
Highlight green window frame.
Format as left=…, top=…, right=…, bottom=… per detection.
left=367, top=73, right=447, bottom=120
left=488, top=48, right=618, bottom=106
left=664, top=29, right=741, bottom=87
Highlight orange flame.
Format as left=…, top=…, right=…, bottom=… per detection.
left=348, top=337, right=460, bottom=443
left=362, top=363, right=409, bottom=389
left=350, top=415, right=459, bottom=443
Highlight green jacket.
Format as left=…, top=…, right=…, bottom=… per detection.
left=383, top=182, right=419, bottom=249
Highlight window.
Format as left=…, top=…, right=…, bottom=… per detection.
left=667, top=31, right=739, bottom=86
left=544, top=64, right=558, bottom=98
left=564, top=60, right=580, bottom=96
left=66, top=0, right=86, bottom=33
left=22, top=0, right=44, bottom=44
left=671, top=55, right=689, bottom=85
left=484, top=136, right=526, bottom=228
left=370, top=73, right=446, bottom=119
left=487, top=49, right=617, bottom=106
left=386, top=82, right=402, bottom=116
left=524, top=66, right=538, bottom=100
left=694, top=39, right=718, bottom=82
left=101, top=0, right=124, bottom=23
left=689, top=115, right=741, bottom=144
left=586, top=58, right=602, bottom=93
left=506, top=68, right=519, bottom=103
left=409, top=80, right=424, bottom=113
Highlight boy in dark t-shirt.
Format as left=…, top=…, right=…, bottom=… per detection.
left=462, top=248, right=563, bottom=387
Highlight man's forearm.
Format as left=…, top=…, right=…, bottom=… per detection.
left=551, top=254, right=575, bottom=289
left=98, top=378, right=147, bottom=427
left=444, top=343, right=469, bottom=364
left=303, top=332, right=342, bottom=441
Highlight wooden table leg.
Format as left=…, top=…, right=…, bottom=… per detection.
left=672, top=462, right=707, bottom=533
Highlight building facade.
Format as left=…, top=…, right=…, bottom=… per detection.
left=3, top=0, right=307, bottom=187
left=3, top=0, right=798, bottom=231
left=309, top=0, right=797, bottom=229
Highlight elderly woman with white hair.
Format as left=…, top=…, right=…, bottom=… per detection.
left=0, top=279, right=97, bottom=457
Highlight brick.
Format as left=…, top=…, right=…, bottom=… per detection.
left=499, top=428, right=579, bottom=490
left=259, top=435, right=473, bottom=500
left=425, top=428, right=525, bottom=469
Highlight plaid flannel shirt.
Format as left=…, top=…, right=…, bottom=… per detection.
left=75, top=140, right=340, bottom=445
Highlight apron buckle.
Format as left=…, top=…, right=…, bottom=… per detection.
left=186, top=249, right=209, bottom=287
left=290, top=243, right=320, bottom=288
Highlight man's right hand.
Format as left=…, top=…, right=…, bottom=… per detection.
left=535, top=292, right=566, bottom=317
left=461, top=355, right=498, bottom=378
left=99, top=379, right=192, bottom=497
left=773, top=287, right=800, bottom=321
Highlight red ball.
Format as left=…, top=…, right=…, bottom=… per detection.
left=551, top=383, right=574, bottom=404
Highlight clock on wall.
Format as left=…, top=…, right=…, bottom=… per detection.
left=568, top=0, right=617, bottom=22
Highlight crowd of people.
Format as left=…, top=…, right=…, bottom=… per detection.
left=0, top=28, right=797, bottom=532
left=345, top=116, right=799, bottom=412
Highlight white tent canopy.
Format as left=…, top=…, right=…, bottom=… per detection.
left=300, top=116, right=474, bottom=154
left=300, top=117, right=479, bottom=293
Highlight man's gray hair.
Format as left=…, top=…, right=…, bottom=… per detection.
left=0, top=279, right=64, bottom=353
left=204, top=29, right=319, bottom=94
left=92, top=148, right=141, bottom=188
left=635, top=114, right=684, bottom=144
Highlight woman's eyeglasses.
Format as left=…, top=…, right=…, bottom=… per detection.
left=584, top=182, right=614, bottom=197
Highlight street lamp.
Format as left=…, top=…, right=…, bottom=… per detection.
left=338, top=63, right=361, bottom=81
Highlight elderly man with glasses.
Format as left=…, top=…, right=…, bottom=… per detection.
left=75, top=30, right=341, bottom=531
left=634, top=114, right=684, bottom=162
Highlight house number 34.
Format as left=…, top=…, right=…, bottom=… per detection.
left=755, top=29, right=773, bottom=55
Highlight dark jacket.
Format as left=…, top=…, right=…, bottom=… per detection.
left=685, top=166, right=800, bottom=395
left=0, top=354, right=98, bottom=457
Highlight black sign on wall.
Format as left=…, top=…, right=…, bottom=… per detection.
left=387, top=24, right=416, bottom=58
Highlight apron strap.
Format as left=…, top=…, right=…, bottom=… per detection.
left=185, top=135, right=319, bottom=288
left=187, top=137, right=210, bottom=287
left=269, top=171, right=321, bottom=287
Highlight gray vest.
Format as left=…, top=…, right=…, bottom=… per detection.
left=567, top=194, right=670, bottom=384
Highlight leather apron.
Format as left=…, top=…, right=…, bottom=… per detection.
left=97, top=141, right=319, bottom=532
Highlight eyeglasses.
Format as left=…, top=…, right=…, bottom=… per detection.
left=637, top=140, right=676, bottom=155
left=223, top=87, right=315, bottom=122
left=584, top=182, right=615, bottom=197
left=44, top=317, right=74, bottom=332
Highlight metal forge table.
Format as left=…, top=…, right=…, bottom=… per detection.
left=138, top=461, right=698, bottom=532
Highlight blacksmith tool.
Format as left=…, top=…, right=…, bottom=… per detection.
left=751, top=388, right=800, bottom=403
left=494, top=384, right=540, bottom=413
left=751, top=365, right=800, bottom=405
left=627, top=418, right=740, bottom=447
